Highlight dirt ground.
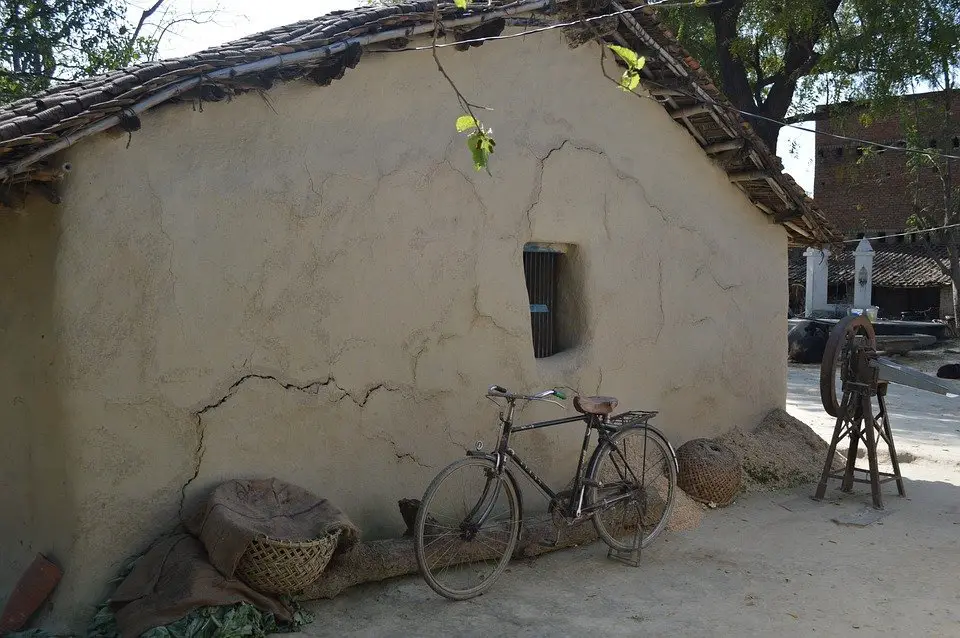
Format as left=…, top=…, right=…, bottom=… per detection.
left=298, top=347, right=960, bottom=637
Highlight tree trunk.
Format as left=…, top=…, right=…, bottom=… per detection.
left=705, top=0, right=843, bottom=150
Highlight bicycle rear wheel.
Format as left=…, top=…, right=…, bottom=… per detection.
left=587, top=426, right=676, bottom=552
left=414, top=456, right=520, bottom=600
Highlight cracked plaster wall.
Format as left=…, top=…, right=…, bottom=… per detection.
left=0, top=201, right=76, bottom=612
left=1, top=31, right=786, bottom=631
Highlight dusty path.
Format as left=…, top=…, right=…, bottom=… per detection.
left=299, top=365, right=960, bottom=637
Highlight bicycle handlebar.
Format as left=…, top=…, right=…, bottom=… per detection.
left=486, top=385, right=567, bottom=401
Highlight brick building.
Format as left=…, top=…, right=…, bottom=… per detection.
left=789, top=89, right=959, bottom=320
left=814, top=89, right=960, bottom=241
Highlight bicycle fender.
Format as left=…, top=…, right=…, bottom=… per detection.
left=464, top=450, right=525, bottom=540
left=639, top=424, right=679, bottom=475
left=586, top=424, right=679, bottom=476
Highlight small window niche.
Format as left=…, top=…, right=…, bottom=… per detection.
left=522, top=242, right=582, bottom=358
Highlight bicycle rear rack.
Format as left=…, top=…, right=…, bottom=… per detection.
left=607, top=410, right=658, bottom=428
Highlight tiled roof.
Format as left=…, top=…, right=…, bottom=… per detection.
left=0, top=0, right=839, bottom=245
left=788, top=243, right=953, bottom=288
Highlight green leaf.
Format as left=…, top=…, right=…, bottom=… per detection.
left=620, top=69, right=641, bottom=92
left=607, top=44, right=647, bottom=69
left=454, top=0, right=468, bottom=8
left=455, top=114, right=479, bottom=132
left=607, top=45, right=640, bottom=69
left=467, top=131, right=495, bottom=172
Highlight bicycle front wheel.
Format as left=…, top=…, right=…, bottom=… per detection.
left=587, top=426, right=677, bottom=552
left=414, top=456, right=521, bottom=600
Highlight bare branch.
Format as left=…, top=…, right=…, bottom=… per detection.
left=130, top=0, right=168, bottom=47
left=429, top=2, right=489, bottom=118
left=146, top=12, right=223, bottom=59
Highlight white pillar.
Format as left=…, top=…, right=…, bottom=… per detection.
left=804, top=247, right=831, bottom=317
left=853, top=238, right=874, bottom=310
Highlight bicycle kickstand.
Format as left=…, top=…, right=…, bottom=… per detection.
left=606, top=526, right=642, bottom=567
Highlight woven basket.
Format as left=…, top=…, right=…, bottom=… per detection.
left=236, top=528, right=341, bottom=595
left=676, top=438, right=742, bottom=507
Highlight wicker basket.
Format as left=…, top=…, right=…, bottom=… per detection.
left=236, top=528, right=341, bottom=595
left=676, top=438, right=742, bottom=507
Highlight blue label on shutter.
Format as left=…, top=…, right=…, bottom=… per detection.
left=530, top=304, right=549, bottom=313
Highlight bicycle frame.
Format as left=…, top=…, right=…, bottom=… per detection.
left=468, top=397, right=637, bottom=524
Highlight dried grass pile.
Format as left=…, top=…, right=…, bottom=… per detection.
left=717, top=408, right=840, bottom=492
left=666, top=488, right=705, bottom=532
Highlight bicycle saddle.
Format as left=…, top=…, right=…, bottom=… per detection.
left=573, top=395, right=618, bottom=415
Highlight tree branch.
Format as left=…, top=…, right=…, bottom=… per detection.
left=708, top=0, right=754, bottom=111
left=145, top=10, right=223, bottom=59
left=130, top=0, right=168, bottom=46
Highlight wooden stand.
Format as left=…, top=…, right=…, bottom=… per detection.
left=815, top=353, right=906, bottom=509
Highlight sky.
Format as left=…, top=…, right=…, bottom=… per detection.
left=125, top=0, right=816, bottom=193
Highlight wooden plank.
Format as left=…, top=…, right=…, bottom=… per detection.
left=728, top=170, right=768, bottom=182
left=784, top=220, right=813, bottom=238
left=703, top=139, right=743, bottom=154
left=670, top=104, right=712, bottom=119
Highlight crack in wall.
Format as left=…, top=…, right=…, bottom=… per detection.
left=524, top=139, right=571, bottom=238
left=601, top=193, right=612, bottom=241
left=442, top=158, right=488, bottom=218
left=367, top=431, right=431, bottom=468
left=525, top=138, right=677, bottom=239
left=711, top=273, right=741, bottom=291
left=335, top=382, right=398, bottom=408
left=178, top=373, right=403, bottom=522
left=655, top=254, right=665, bottom=344
left=472, top=284, right=523, bottom=338
left=178, top=373, right=334, bottom=521
left=303, top=161, right=323, bottom=207
left=410, top=340, right=429, bottom=383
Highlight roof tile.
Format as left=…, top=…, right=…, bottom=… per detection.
left=0, top=0, right=839, bottom=245
left=788, top=243, right=952, bottom=287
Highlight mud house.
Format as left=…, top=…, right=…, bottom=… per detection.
left=0, top=1, right=835, bottom=631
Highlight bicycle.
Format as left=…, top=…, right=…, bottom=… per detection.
left=413, top=384, right=678, bottom=600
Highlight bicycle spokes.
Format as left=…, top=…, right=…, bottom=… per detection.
left=415, top=458, right=520, bottom=599
left=590, top=427, right=676, bottom=555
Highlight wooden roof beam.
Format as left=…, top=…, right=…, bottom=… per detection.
left=728, top=170, right=768, bottom=182
left=703, top=139, right=743, bottom=154
left=784, top=220, right=813, bottom=239
left=670, top=104, right=712, bottom=119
